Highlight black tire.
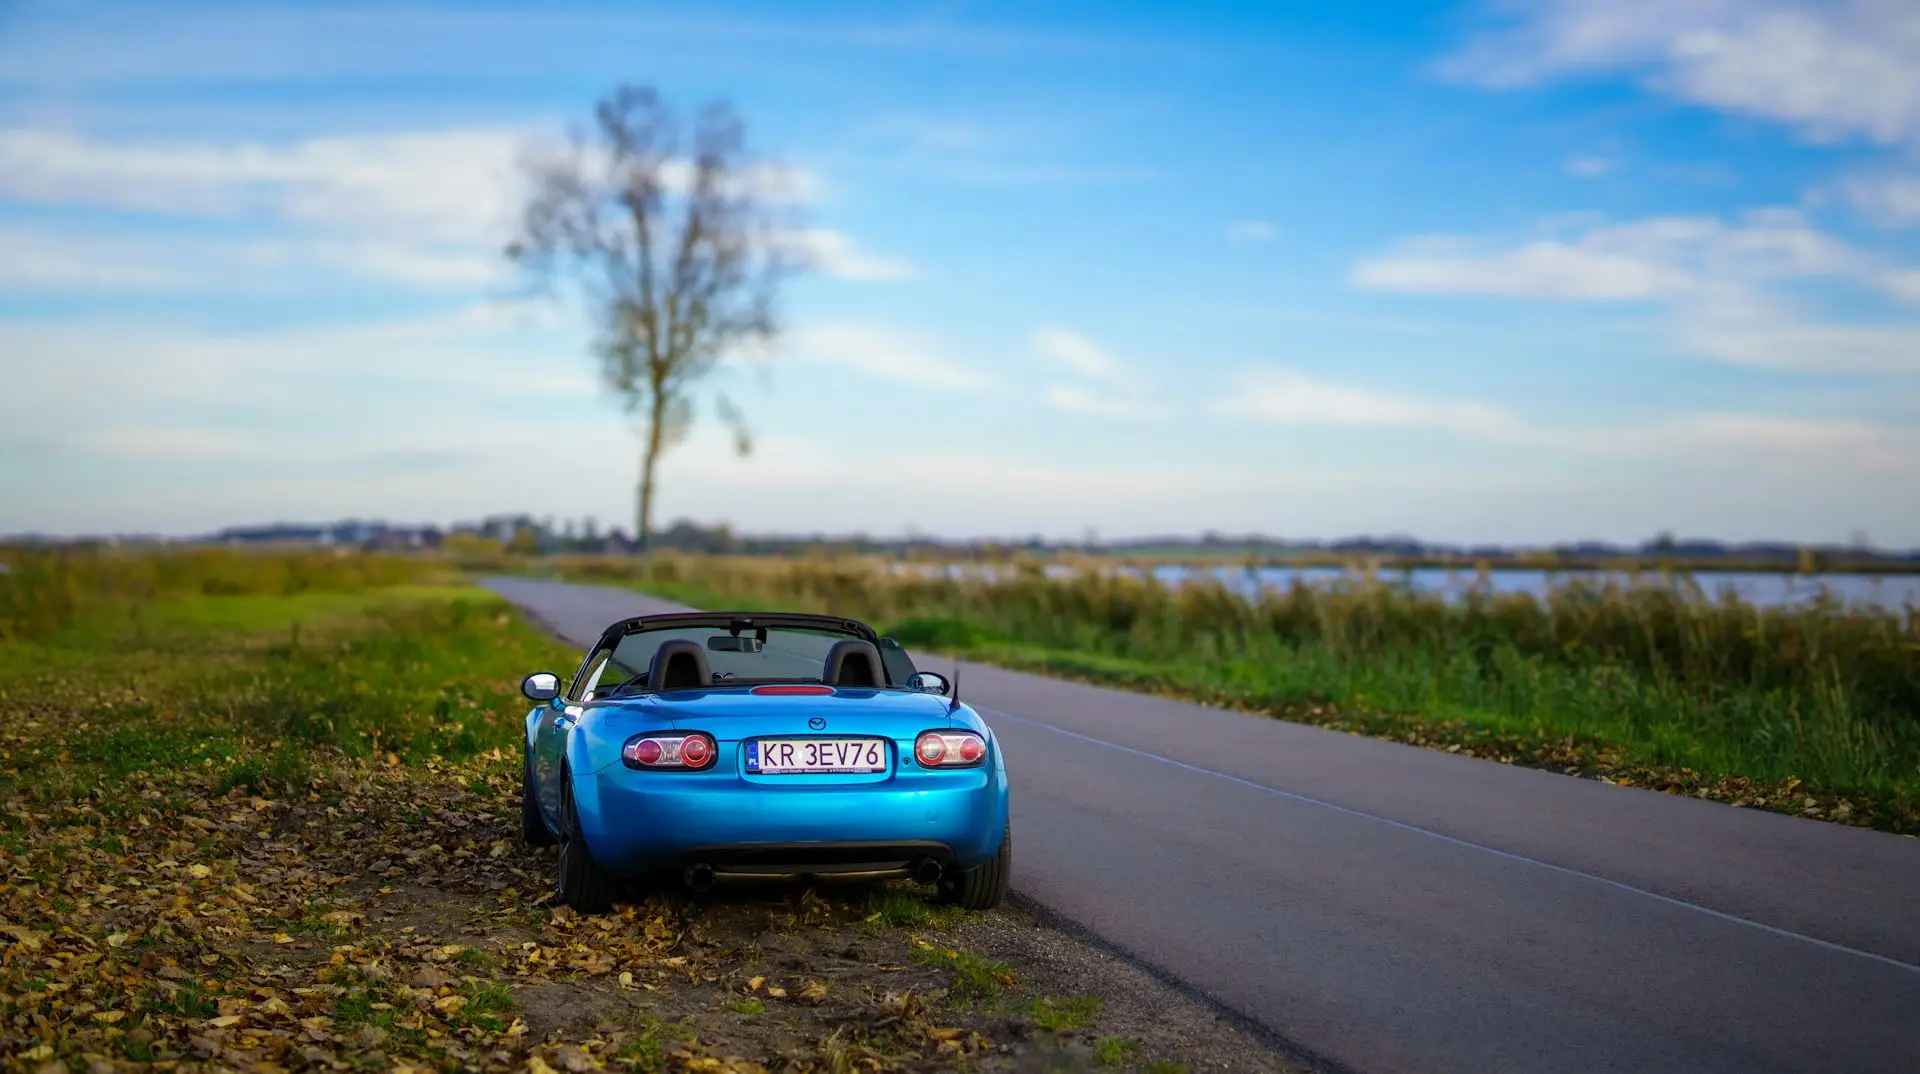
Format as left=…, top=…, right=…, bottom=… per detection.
left=938, top=820, right=1011, bottom=910
left=555, top=765, right=617, bottom=914
left=520, top=748, right=557, bottom=847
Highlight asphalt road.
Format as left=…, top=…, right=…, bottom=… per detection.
left=485, top=577, right=1920, bottom=1074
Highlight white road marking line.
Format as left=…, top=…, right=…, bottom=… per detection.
left=977, top=704, right=1920, bottom=977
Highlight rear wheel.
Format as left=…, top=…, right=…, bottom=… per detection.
left=520, top=748, right=556, bottom=847
left=938, top=820, right=1011, bottom=910
left=555, top=765, right=616, bottom=914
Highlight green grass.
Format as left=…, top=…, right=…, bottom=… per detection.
left=911, top=947, right=1015, bottom=1005
left=147, top=982, right=218, bottom=1020
left=1, top=558, right=577, bottom=812
left=618, top=1032, right=666, bottom=1072
left=862, top=884, right=964, bottom=929
left=215, top=741, right=314, bottom=796
left=533, top=554, right=1920, bottom=830
left=1026, top=995, right=1102, bottom=1031
left=458, top=982, right=518, bottom=1033
left=331, top=975, right=430, bottom=1051
left=729, top=999, right=766, bottom=1016
left=0, top=547, right=453, bottom=642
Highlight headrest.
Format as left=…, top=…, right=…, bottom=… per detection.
left=822, top=639, right=885, bottom=687
left=647, top=639, right=712, bottom=690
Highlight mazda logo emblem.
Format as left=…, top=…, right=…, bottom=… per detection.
left=808, top=717, right=827, bottom=730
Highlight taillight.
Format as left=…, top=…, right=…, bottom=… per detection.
left=916, top=734, right=946, bottom=765
left=680, top=735, right=712, bottom=767
left=914, top=731, right=987, bottom=768
left=622, top=733, right=717, bottom=771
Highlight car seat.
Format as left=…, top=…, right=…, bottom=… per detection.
left=647, top=639, right=712, bottom=690
left=821, top=639, right=885, bottom=687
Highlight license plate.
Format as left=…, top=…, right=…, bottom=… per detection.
left=747, top=737, right=887, bottom=774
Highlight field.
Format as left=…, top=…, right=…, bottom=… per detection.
left=0, top=552, right=1294, bottom=1073
left=535, top=553, right=1920, bottom=835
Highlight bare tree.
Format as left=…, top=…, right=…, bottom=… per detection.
left=507, top=84, right=801, bottom=552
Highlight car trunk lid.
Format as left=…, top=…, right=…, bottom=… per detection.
left=615, top=686, right=958, bottom=741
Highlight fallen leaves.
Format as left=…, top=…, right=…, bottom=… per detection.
left=0, top=587, right=1267, bottom=1074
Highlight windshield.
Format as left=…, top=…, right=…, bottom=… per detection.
left=574, top=624, right=917, bottom=698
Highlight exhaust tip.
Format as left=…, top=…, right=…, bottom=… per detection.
left=683, top=862, right=715, bottom=892
left=912, top=857, right=944, bottom=885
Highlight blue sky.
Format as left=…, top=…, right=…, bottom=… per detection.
left=3, top=0, right=1918, bottom=545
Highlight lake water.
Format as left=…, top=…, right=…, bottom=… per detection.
left=891, top=562, right=1920, bottom=612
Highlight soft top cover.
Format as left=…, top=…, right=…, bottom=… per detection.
left=591, top=611, right=878, bottom=652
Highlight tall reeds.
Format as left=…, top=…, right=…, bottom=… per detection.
left=549, top=553, right=1920, bottom=796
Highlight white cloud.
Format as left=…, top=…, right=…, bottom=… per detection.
left=0, top=225, right=199, bottom=291
left=1215, top=368, right=1527, bottom=438
left=1678, top=304, right=1920, bottom=373
left=0, top=128, right=525, bottom=294
left=0, top=224, right=506, bottom=293
left=1041, top=385, right=1165, bottom=422
left=1438, top=0, right=1920, bottom=148
left=782, top=228, right=917, bottom=282
left=1634, top=412, right=1914, bottom=460
left=782, top=324, right=996, bottom=391
left=1029, top=326, right=1167, bottom=419
left=1214, top=365, right=1920, bottom=474
left=0, top=128, right=842, bottom=293
left=0, top=305, right=592, bottom=438
left=1352, top=238, right=1691, bottom=300
left=1353, top=210, right=1920, bottom=372
left=1225, top=220, right=1276, bottom=244
left=1353, top=210, right=1869, bottom=302
left=1878, top=269, right=1920, bottom=304
left=1032, top=325, right=1126, bottom=382
left=0, top=128, right=525, bottom=244
left=0, top=126, right=818, bottom=238
left=268, top=240, right=504, bottom=287
left=1830, top=170, right=1920, bottom=228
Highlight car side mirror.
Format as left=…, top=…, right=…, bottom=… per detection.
left=908, top=671, right=950, bottom=696
left=521, top=672, right=561, bottom=701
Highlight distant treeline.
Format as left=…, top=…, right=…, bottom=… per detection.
left=7, top=515, right=1918, bottom=573
left=570, top=520, right=1920, bottom=574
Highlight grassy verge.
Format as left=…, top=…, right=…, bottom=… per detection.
left=0, top=547, right=456, bottom=643
left=1, top=556, right=1284, bottom=1072
left=531, top=554, right=1920, bottom=836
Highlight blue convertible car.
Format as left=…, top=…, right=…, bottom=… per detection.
left=518, top=610, right=1012, bottom=914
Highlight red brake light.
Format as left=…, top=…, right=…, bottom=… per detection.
left=751, top=685, right=835, bottom=696
left=914, top=731, right=986, bottom=767
left=623, top=733, right=715, bottom=770
left=680, top=735, right=712, bottom=767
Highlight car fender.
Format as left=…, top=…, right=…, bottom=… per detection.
left=563, top=713, right=609, bottom=832
left=964, top=759, right=1014, bottom=863
left=523, top=705, right=545, bottom=755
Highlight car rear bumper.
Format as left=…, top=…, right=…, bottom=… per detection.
left=573, top=764, right=1011, bottom=877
